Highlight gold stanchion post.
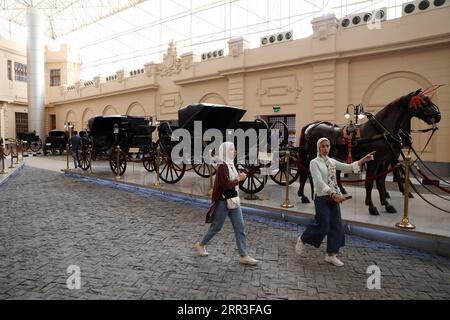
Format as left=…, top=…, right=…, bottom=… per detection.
left=65, top=140, right=70, bottom=170
left=153, top=146, right=161, bottom=187
left=15, top=141, right=19, bottom=164
left=8, top=143, right=14, bottom=169
left=64, top=122, right=73, bottom=171
left=88, top=145, right=93, bottom=174
left=20, top=140, right=24, bottom=161
left=396, top=152, right=415, bottom=229
left=115, top=144, right=121, bottom=180
left=207, top=149, right=213, bottom=196
left=281, top=150, right=294, bottom=208
left=0, top=142, right=6, bottom=174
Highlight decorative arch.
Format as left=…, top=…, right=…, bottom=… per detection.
left=126, top=102, right=146, bottom=116
left=361, top=71, right=433, bottom=108
left=103, top=105, right=118, bottom=115
left=65, top=110, right=77, bottom=129
left=81, top=108, right=95, bottom=129
left=361, top=71, right=436, bottom=157
left=199, top=93, right=227, bottom=105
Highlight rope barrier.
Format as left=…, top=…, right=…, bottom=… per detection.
left=409, top=165, right=450, bottom=201
left=410, top=147, right=450, bottom=186
left=407, top=178, right=450, bottom=214
left=337, top=164, right=401, bottom=184
left=414, top=165, right=450, bottom=194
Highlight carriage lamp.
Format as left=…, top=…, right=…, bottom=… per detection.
left=113, top=123, right=119, bottom=144
left=345, top=104, right=366, bottom=124
left=344, top=104, right=352, bottom=120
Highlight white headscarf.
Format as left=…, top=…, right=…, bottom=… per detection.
left=317, top=137, right=330, bottom=159
left=316, top=137, right=341, bottom=195
left=218, top=141, right=239, bottom=189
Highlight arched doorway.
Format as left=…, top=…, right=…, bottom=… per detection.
left=362, top=71, right=435, bottom=158
left=82, top=108, right=95, bottom=129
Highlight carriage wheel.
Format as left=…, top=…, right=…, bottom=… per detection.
left=192, top=159, right=216, bottom=178
left=30, top=138, right=42, bottom=152
left=142, top=144, right=156, bottom=172
left=78, top=151, right=91, bottom=171
left=142, top=153, right=156, bottom=172
left=109, top=149, right=127, bottom=176
left=238, top=165, right=267, bottom=194
left=158, top=153, right=185, bottom=184
left=270, top=151, right=300, bottom=185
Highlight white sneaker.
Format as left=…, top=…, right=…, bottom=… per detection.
left=239, top=255, right=258, bottom=266
left=324, top=254, right=344, bottom=267
left=195, top=242, right=208, bottom=257
left=295, top=237, right=305, bottom=255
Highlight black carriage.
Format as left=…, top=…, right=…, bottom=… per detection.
left=78, top=115, right=156, bottom=175
left=156, top=103, right=298, bottom=195
left=16, top=131, right=43, bottom=152
left=43, top=130, right=68, bottom=155
left=155, top=103, right=246, bottom=185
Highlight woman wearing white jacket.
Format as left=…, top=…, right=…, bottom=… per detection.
left=296, top=137, right=375, bottom=266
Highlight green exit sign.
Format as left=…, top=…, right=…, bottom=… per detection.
left=273, top=106, right=280, bottom=113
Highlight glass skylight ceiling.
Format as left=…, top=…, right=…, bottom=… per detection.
left=0, top=0, right=413, bottom=81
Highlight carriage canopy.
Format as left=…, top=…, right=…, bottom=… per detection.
left=178, top=103, right=246, bottom=133
left=87, top=115, right=154, bottom=152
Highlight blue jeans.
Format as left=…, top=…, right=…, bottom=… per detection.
left=72, top=151, right=78, bottom=168
left=300, top=197, right=345, bottom=254
left=201, top=200, right=247, bottom=257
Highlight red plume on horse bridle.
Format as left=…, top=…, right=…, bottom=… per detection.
left=409, top=85, right=444, bottom=109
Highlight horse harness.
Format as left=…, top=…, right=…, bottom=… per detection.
left=341, top=123, right=361, bottom=163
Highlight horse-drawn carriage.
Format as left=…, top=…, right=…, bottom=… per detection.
left=43, top=130, right=68, bottom=155
left=77, top=115, right=156, bottom=175
left=155, top=103, right=299, bottom=195
left=77, top=104, right=301, bottom=196
left=16, top=131, right=43, bottom=152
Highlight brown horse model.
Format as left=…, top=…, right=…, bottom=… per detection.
left=296, top=89, right=441, bottom=215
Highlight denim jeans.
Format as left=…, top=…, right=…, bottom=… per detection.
left=300, top=196, right=345, bottom=254
left=72, top=151, right=78, bottom=168
left=201, top=200, right=247, bottom=257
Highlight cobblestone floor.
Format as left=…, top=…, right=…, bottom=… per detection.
left=0, top=167, right=449, bottom=300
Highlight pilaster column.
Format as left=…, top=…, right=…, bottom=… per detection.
left=26, top=7, right=45, bottom=139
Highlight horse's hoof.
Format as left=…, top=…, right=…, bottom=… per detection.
left=408, top=193, right=414, bottom=199
left=369, top=207, right=379, bottom=216
left=385, top=205, right=397, bottom=214
left=385, top=191, right=391, bottom=199
left=301, top=197, right=310, bottom=204
left=297, top=190, right=302, bottom=197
